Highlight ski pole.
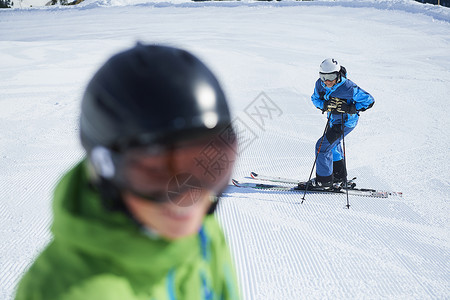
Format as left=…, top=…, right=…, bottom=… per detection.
left=302, top=113, right=331, bottom=203
left=341, top=114, right=350, bottom=209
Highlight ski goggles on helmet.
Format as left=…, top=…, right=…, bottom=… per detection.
left=319, top=72, right=338, bottom=82
left=93, top=132, right=237, bottom=204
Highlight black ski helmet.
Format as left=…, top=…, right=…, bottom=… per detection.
left=80, top=43, right=233, bottom=154
left=80, top=43, right=236, bottom=213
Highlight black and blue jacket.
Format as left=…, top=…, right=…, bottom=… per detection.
left=311, top=77, right=374, bottom=128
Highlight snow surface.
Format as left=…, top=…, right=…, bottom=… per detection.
left=1, top=0, right=449, bottom=299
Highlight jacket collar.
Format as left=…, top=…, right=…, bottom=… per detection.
left=320, top=76, right=347, bottom=92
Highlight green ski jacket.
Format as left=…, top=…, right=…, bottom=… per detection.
left=15, top=161, right=240, bottom=300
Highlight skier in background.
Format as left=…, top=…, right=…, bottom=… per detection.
left=303, top=58, right=374, bottom=189
left=15, top=44, right=240, bottom=300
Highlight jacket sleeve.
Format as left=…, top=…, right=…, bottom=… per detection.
left=352, top=86, right=374, bottom=111
left=311, top=80, right=326, bottom=110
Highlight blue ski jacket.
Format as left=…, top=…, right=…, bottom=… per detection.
left=311, top=77, right=374, bottom=128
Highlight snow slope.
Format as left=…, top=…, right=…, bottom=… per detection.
left=1, top=1, right=449, bottom=299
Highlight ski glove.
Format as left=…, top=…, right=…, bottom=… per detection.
left=322, top=98, right=340, bottom=113
left=336, top=102, right=357, bottom=114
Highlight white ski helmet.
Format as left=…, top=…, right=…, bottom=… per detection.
left=319, top=58, right=340, bottom=74
left=319, top=58, right=343, bottom=82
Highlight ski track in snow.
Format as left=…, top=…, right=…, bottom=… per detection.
left=1, top=1, right=449, bottom=299
left=217, top=191, right=449, bottom=299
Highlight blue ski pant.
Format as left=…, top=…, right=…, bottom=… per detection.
left=315, top=124, right=354, bottom=178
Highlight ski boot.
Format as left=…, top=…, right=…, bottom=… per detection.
left=334, top=177, right=357, bottom=189
left=298, top=177, right=334, bottom=191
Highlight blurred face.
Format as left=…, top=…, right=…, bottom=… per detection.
left=123, top=189, right=212, bottom=240
left=119, top=134, right=236, bottom=240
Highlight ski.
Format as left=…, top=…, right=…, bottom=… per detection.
left=250, top=172, right=357, bottom=189
left=250, top=172, right=298, bottom=184
left=232, top=179, right=392, bottom=198
left=240, top=172, right=403, bottom=198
